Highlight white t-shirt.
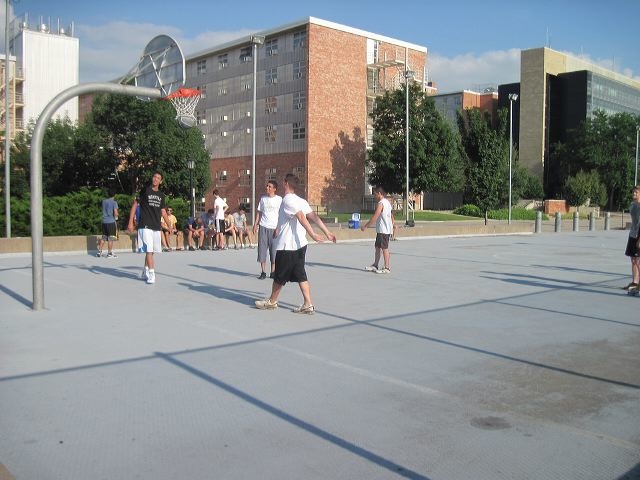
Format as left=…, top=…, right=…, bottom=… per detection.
left=273, top=193, right=313, bottom=251
left=257, top=194, right=283, bottom=229
left=376, top=197, right=393, bottom=235
left=214, top=196, right=227, bottom=220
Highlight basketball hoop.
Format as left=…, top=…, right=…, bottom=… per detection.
left=163, top=87, right=202, bottom=129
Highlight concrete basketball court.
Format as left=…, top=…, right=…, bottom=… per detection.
left=1, top=230, right=639, bottom=479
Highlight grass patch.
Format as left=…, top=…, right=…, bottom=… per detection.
left=332, top=211, right=478, bottom=223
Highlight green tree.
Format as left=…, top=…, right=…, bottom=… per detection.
left=563, top=170, right=607, bottom=209
left=88, top=93, right=210, bottom=198
left=457, top=108, right=508, bottom=211
left=550, top=111, right=639, bottom=209
left=368, top=83, right=465, bottom=197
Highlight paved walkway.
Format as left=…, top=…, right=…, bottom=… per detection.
left=1, top=230, right=639, bottom=479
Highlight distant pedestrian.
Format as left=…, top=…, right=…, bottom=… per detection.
left=97, top=192, right=119, bottom=258
left=255, top=174, right=336, bottom=314
left=622, top=185, right=640, bottom=293
left=213, top=189, right=228, bottom=250
left=253, top=180, right=282, bottom=279
left=361, top=186, right=394, bottom=274
left=127, top=171, right=172, bottom=284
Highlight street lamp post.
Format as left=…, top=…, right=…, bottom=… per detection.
left=508, top=93, right=519, bottom=225
left=250, top=34, right=265, bottom=226
left=187, top=159, right=195, bottom=218
left=635, top=125, right=639, bottom=186
left=404, top=69, right=414, bottom=226
left=4, top=0, right=11, bottom=238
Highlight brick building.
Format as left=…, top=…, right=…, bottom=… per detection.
left=185, top=17, right=427, bottom=214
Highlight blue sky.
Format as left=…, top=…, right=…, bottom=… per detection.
left=6, top=0, right=639, bottom=93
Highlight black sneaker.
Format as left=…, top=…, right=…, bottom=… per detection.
left=258, top=272, right=267, bottom=280
left=269, top=272, right=275, bottom=279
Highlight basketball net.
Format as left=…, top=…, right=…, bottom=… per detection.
left=163, top=87, right=202, bottom=123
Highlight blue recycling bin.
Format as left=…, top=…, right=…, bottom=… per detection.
left=348, top=213, right=360, bottom=229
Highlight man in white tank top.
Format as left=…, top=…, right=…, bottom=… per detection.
left=361, top=186, right=394, bottom=274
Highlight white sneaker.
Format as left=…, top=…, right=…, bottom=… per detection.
left=146, top=271, right=155, bottom=284
left=375, top=267, right=391, bottom=274
left=141, top=267, right=149, bottom=280
left=255, top=298, right=278, bottom=310
left=364, top=265, right=378, bottom=272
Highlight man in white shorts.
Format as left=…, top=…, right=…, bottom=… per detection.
left=127, top=171, right=172, bottom=284
left=255, top=174, right=336, bottom=314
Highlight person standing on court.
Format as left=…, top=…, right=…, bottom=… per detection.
left=97, top=191, right=119, bottom=258
left=623, top=185, right=640, bottom=293
left=361, top=186, right=394, bottom=274
left=127, top=171, right=172, bottom=284
left=253, top=180, right=282, bottom=279
left=212, top=189, right=228, bottom=250
left=255, top=174, right=336, bottom=314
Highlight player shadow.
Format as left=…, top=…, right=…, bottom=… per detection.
left=83, top=265, right=141, bottom=280
left=306, top=261, right=363, bottom=272
left=480, top=271, right=625, bottom=298
left=177, top=281, right=267, bottom=307
left=191, top=264, right=256, bottom=278
left=531, top=264, right=627, bottom=277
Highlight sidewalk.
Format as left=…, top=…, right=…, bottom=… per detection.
left=0, top=230, right=638, bottom=479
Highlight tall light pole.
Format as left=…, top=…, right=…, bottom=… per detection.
left=250, top=34, right=264, bottom=226
left=4, top=0, right=11, bottom=237
left=187, top=159, right=195, bottom=218
left=508, top=93, right=519, bottom=225
left=404, top=69, right=414, bottom=226
left=635, top=125, right=639, bottom=186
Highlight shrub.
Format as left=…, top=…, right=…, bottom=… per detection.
left=453, top=204, right=482, bottom=217
left=487, top=208, right=547, bottom=221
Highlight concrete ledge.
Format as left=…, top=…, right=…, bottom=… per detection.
left=0, top=232, right=138, bottom=257
left=0, top=222, right=535, bottom=257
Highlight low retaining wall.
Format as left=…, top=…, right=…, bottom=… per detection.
left=0, top=222, right=533, bottom=257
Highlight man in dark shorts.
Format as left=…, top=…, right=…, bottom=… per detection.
left=255, top=174, right=336, bottom=314
left=361, top=186, right=394, bottom=274
left=97, top=192, right=119, bottom=258
left=623, top=185, right=640, bottom=293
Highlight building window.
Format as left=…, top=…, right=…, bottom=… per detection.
left=293, top=31, right=306, bottom=50
left=196, top=111, right=205, bottom=125
left=240, top=46, right=252, bottom=63
left=265, top=96, right=278, bottom=114
left=197, top=84, right=207, bottom=99
left=266, top=68, right=278, bottom=85
left=240, top=74, right=252, bottom=91
left=218, top=81, right=228, bottom=96
left=266, top=39, right=278, bottom=56
left=293, top=91, right=306, bottom=110
left=293, top=122, right=305, bottom=140
left=197, top=60, right=207, bottom=75
left=218, top=54, right=228, bottom=69
left=265, top=167, right=277, bottom=182
left=238, top=169, right=251, bottom=187
left=239, top=197, right=250, bottom=209
left=265, top=125, right=276, bottom=143
left=293, top=61, right=306, bottom=79
left=292, top=166, right=305, bottom=190
left=217, top=170, right=228, bottom=187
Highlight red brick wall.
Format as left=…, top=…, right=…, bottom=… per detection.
left=205, top=152, right=305, bottom=213
left=307, top=24, right=368, bottom=210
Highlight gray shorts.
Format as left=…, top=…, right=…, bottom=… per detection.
left=257, top=225, right=277, bottom=263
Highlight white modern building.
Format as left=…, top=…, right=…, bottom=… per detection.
left=9, top=14, right=79, bottom=126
